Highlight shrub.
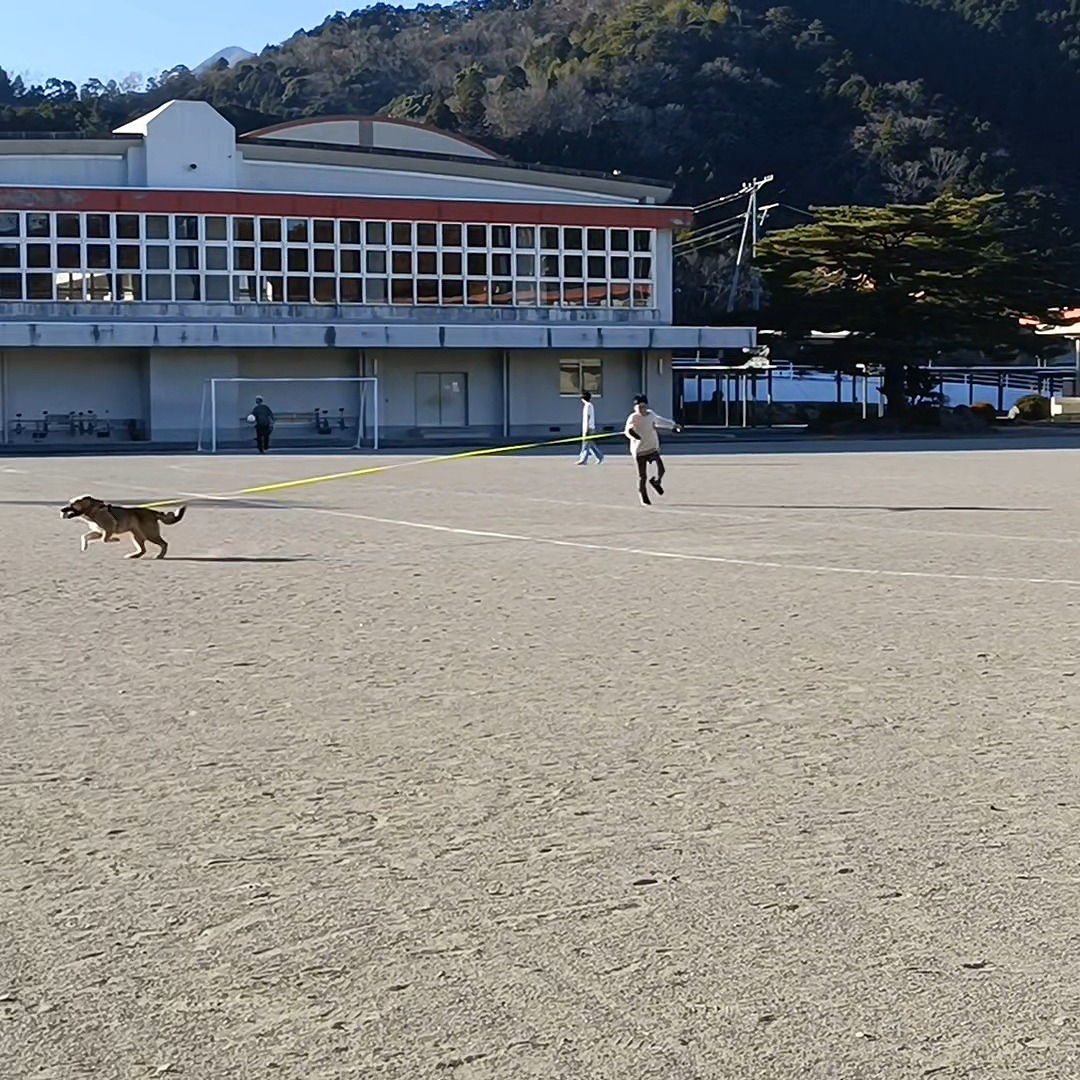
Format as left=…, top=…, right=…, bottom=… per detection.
left=969, top=402, right=997, bottom=422
left=1014, top=394, right=1051, bottom=422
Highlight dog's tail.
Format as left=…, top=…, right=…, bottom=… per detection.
left=156, top=505, right=186, bottom=526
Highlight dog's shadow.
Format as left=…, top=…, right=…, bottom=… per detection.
left=167, top=556, right=312, bottom=564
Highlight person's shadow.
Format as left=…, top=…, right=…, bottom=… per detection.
left=166, top=556, right=312, bottom=563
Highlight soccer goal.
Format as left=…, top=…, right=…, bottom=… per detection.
left=196, top=377, right=379, bottom=453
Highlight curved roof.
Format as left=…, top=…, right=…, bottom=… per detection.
left=242, top=116, right=503, bottom=162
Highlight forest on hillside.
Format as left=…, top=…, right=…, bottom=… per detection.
left=4, top=0, right=1080, bottom=322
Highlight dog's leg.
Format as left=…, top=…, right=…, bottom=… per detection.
left=151, top=537, right=167, bottom=560
left=126, top=533, right=147, bottom=559
left=81, top=529, right=105, bottom=552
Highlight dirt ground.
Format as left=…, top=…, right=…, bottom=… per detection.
left=2, top=442, right=1079, bottom=1079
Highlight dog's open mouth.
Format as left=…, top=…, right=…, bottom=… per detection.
left=61, top=506, right=77, bottom=518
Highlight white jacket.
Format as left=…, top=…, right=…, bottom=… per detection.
left=624, top=409, right=676, bottom=456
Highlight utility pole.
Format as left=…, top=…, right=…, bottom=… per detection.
left=726, top=175, right=773, bottom=313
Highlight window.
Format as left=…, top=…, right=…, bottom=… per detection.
left=559, top=359, right=603, bottom=397
left=0, top=211, right=657, bottom=310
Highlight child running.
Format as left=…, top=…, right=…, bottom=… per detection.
left=624, top=394, right=680, bottom=505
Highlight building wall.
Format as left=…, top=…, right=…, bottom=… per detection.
left=0, top=154, right=128, bottom=187
left=5, top=348, right=145, bottom=429
left=372, top=348, right=502, bottom=432
left=236, top=157, right=638, bottom=206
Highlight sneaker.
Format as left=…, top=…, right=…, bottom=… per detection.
left=649, top=477, right=665, bottom=496
left=639, top=492, right=652, bottom=506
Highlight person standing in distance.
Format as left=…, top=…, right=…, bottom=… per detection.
left=624, top=394, right=679, bottom=505
left=576, top=390, right=605, bottom=465
left=251, top=396, right=275, bottom=454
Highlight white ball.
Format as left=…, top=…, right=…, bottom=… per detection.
left=246, top=413, right=256, bottom=423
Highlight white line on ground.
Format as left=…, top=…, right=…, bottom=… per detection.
left=174, top=490, right=1080, bottom=588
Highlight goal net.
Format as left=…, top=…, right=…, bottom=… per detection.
left=196, top=377, right=379, bottom=453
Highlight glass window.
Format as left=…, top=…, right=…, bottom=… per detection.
left=259, top=218, right=282, bottom=243
left=441, top=279, right=465, bottom=304
left=587, top=228, right=606, bottom=251
left=563, top=228, right=583, bottom=251
left=206, top=247, right=229, bottom=271
left=146, top=274, right=172, bottom=300
left=515, top=226, right=535, bottom=249
left=314, top=249, right=335, bottom=274
left=366, top=221, right=386, bottom=245
left=365, top=250, right=386, bottom=274
left=417, top=251, right=437, bottom=276
left=491, top=225, right=511, bottom=249
left=175, top=216, right=199, bottom=240
left=146, top=247, right=171, bottom=270
left=114, top=274, right=142, bottom=301
left=233, top=217, right=255, bottom=242
left=313, top=220, right=335, bottom=245
left=466, top=224, right=486, bottom=248
left=116, top=215, right=140, bottom=239
left=175, top=246, right=199, bottom=270
left=340, top=250, right=361, bottom=275
left=286, top=219, right=308, bottom=244
left=0, top=274, right=21, bottom=300
left=563, top=255, right=583, bottom=278
left=588, top=255, right=606, bottom=278
left=26, top=273, right=53, bottom=299
left=175, top=275, right=200, bottom=301
left=391, top=251, right=413, bottom=274
left=634, top=230, right=653, bottom=252
left=391, top=279, right=414, bottom=304
left=391, top=222, right=412, bottom=246
left=205, top=216, right=228, bottom=241
left=86, top=214, right=110, bottom=239
left=260, top=248, right=282, bottom=272
left=416, top=279, right=439, bottom=304
left=442, top=252, right=462, bottom=276
left=57, top=214, right=81, bottom=238
left=146, top=216, right=170, bottom=240
left=57, top=245, right=80, bottom=269
left=365, top=278, right=388, bottom=304
left=314, top=278, right=336, bottom=304
left=286, top=277, right=310, bottom=303
left=540, top=227, right=559, bottom=250
left=86, top=245, right=111, bottom=270
left=467, top=252, right=487, bottom=276
left=117, top=245, right=141, bottom=269
left=233, top=247, right=255, bottom=271
left=287, top=248, right=309, bottom=272
left=610, top=229, right=630, bottom=251
left=0, top=213, right=19, bottom=237
left=340, top=278, right=362, bottom=304
left=27, top=244, right=50, bottom=268
left=27, top=214, right=51, bottom=238
left=560, top=359, right=603, bottom=397
left=0, top=244, right=18, bottom=268
left=441, top=223, right=462, bottom=247
left=205, top=276, right=230, bottom=301
left=491, top=253, right=511, bottom=277
left=416, top=222, right=437, bottom=247
left=634, top=256, right=652, bottom=279
left=339, top=221, right=361, bottom=246
left=611, top=256, right=630, bottom=279
left=232, top=275, right=257, bottom=302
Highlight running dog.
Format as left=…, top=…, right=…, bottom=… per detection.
left=61, top=495, right=186, bottom=559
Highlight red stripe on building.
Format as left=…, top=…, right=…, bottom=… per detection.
left=0, top=187, right=694, bottom=229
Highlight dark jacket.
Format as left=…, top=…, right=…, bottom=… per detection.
left=252, top=403, right=275, bottom=428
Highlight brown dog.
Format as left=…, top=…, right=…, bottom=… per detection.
left=61, top=495, right=186, bottom=559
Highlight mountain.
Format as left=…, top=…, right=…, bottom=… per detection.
left=3, top=0, right=1080, bottom=317
left=193, top=46, right=255, bottom=75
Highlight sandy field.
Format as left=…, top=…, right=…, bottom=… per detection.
left=1, top=441, right=1079, bottom=1079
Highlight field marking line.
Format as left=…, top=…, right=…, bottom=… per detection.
left=141, top=431, right=626, bottom=508
left=321, top=478, right=1080, bottom=548
left=173, top=490, right=1080, bottom=588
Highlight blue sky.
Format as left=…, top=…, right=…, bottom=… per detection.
left=3, top=1, right=417, bottom=87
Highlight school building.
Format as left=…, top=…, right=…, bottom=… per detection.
left=0, top=100, right=755, bottom=449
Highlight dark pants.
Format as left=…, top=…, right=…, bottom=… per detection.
left=635, top=450, right=664, bottom=498
left=255, top=425, right=272, bottom=453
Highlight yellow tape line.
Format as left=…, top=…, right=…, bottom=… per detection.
left=140, top=430, right=623, bottom=509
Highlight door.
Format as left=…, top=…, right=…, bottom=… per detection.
left=415, top=372, right=467, bottom=426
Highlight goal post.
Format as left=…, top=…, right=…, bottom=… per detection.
left=196, top=377, right=379, bottom=453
